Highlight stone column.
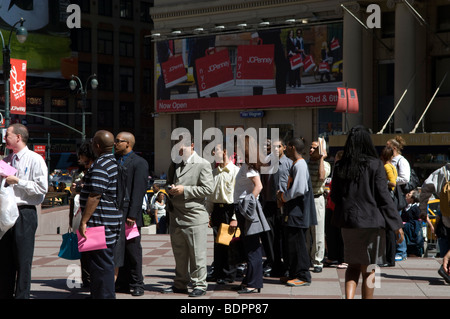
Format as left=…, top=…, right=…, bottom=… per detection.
left=342, top=3, right=363, bottom=131
left=394, top=2, right=416, bottom=133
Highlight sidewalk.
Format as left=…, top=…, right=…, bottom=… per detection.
left=31, top=231, right=450, bottom=300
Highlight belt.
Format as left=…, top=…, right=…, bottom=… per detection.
left=18, top=205, right=36, bottom=210
left=314, top=194, right=323, bottom=198
left=214, top=203, right=233, bottom=208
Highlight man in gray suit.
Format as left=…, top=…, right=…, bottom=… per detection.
left=162, top=136, right=214, bottom=297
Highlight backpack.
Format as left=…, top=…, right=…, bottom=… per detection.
left=440, top=166, right=450, bottom=217
left=397, top=157, right=420, bottom=194
left=402, top=167, right=420, bottom=193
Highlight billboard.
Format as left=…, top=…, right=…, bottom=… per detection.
left=0, top=0, right=75, bottom=79
left=155, top=22, right=343, bottom=113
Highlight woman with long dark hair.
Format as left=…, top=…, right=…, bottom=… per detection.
left=330, top=125, right=404, bottom=299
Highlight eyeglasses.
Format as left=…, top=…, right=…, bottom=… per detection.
left=115, top=139, right=128, bottom=144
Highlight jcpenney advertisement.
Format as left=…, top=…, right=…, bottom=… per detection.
left=156, top=22, right=343, bottom=113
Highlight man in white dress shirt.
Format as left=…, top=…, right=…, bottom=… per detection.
left=0, top=123, right=48, bottom=299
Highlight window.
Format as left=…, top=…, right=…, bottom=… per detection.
left=98, top=30, right=113, bottom=55
left=119, top=102, right=134, bottom=127
left=72, top=27, right=91, bottom=52
left=120, top=0, right=133, bottom=19
left=98, top=0, right=113, bottom=16
left=119, top=33, right=134, bottom=57
left=98, top=64, right=114, bottom=91
left=140, top=1, right=152, bottom=23
left=437, top=5, right=450, bottom=32
left=51, top=99, right=69, bottom=126
left=143, top=69, right=152, bottom=93
left=97, top=101, right=114, bottom=127
left=74, top=0, right=90, bottom=13
left=143, top=37, right=152, bottom=60
left=119, top=67, right=134, bottom=92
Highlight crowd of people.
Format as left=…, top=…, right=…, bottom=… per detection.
left=0, top=123, right=449, bottom=300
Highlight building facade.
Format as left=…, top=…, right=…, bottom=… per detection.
left=150, top=0, right=450, bottom=177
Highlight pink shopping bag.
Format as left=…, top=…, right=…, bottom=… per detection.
left=77, top=226, right=107, bottom=252
left=125, top=223, right=140, bottom=240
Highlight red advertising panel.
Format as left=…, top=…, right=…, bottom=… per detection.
left=236, top=44, right=274, bottom=87
left=335, top=87, right=347, bottom=113
left=195, top=48, right=234, bottom=97
left=155, top=23, right=343, bottom=112
left=161, top=55, right=187, bottom=88
left=347, top=88, right=359, bottom=113
left=34, top=145, right=46, bottom=160
left=10, top=58, right=27, bottom=115
left=335, top=87, right=359, bottom=113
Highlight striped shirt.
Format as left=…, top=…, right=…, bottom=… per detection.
left=80, top=153, right=121, bottom=247
left=307, top=159, right=331, bottom=195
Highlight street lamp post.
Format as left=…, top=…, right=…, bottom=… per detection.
left=1, top=18, right=28, bottom=130
left=69, top=74, right=98, bottom=141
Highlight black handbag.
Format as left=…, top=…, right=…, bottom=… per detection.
left=393, top=184, right=407, bottom=211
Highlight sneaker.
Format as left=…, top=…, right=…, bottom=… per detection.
left=395, top=255, right=403, bottom=261
left=286, top=279, right=311, bottom=287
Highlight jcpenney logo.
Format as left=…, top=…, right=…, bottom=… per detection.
left=246, top=56, right=273, bottom=64
left=208, top=61, right=230, bottom=72
left=169, top=64, right=184, bottom=72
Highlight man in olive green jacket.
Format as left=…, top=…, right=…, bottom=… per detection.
left=162, top=139, right=213, bottom=297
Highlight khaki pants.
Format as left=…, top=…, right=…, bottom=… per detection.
left=307, top=195, right=326, bottom=268
left=169, top=223, right=208, bottom=291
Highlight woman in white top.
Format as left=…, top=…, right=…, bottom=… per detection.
left=233, top=135, right=264, bottom=294
left=386, top=135, right=410, bottom=262
left=154, top=192, right=167, bottom=234
left=387, top=136, right=410, bottom=187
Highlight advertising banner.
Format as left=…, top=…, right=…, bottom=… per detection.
left=155, top=22, right=343, bottom=112
left=236, top=44, right=274, bottom=87
left=161, top=55, right=187, bottom=88
left=195, top=48, right=234, bottom=97
left=10, top=59, right=27, bottom=115
left=34, top=145, right=46, bottom=160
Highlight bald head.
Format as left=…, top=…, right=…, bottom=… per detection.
left=92, top=130, right=115, bottom=155
left=117, top=132, right=135, bottom=148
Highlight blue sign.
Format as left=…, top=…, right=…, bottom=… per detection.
left=240, top=111, right=264, bottom=118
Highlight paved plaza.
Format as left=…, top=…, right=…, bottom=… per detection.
left=31, top=231, right=450, bottom=300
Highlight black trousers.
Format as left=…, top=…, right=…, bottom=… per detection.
left=261, top=201, right=284, bottom=271
left=83, top=246, right=116, bottom=299
left=210, top=203, right=235, bottom=280
left=385, top=229, right=397, bottom=265
left=284, top=226, right=311, bottom=282
left=324, top=208, right=344, bottom=263
left=242, top=233, right=264, bottom=289
left=0, top=205, right=37, bottom=299
left=116, top=227, right=144, bottom=290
